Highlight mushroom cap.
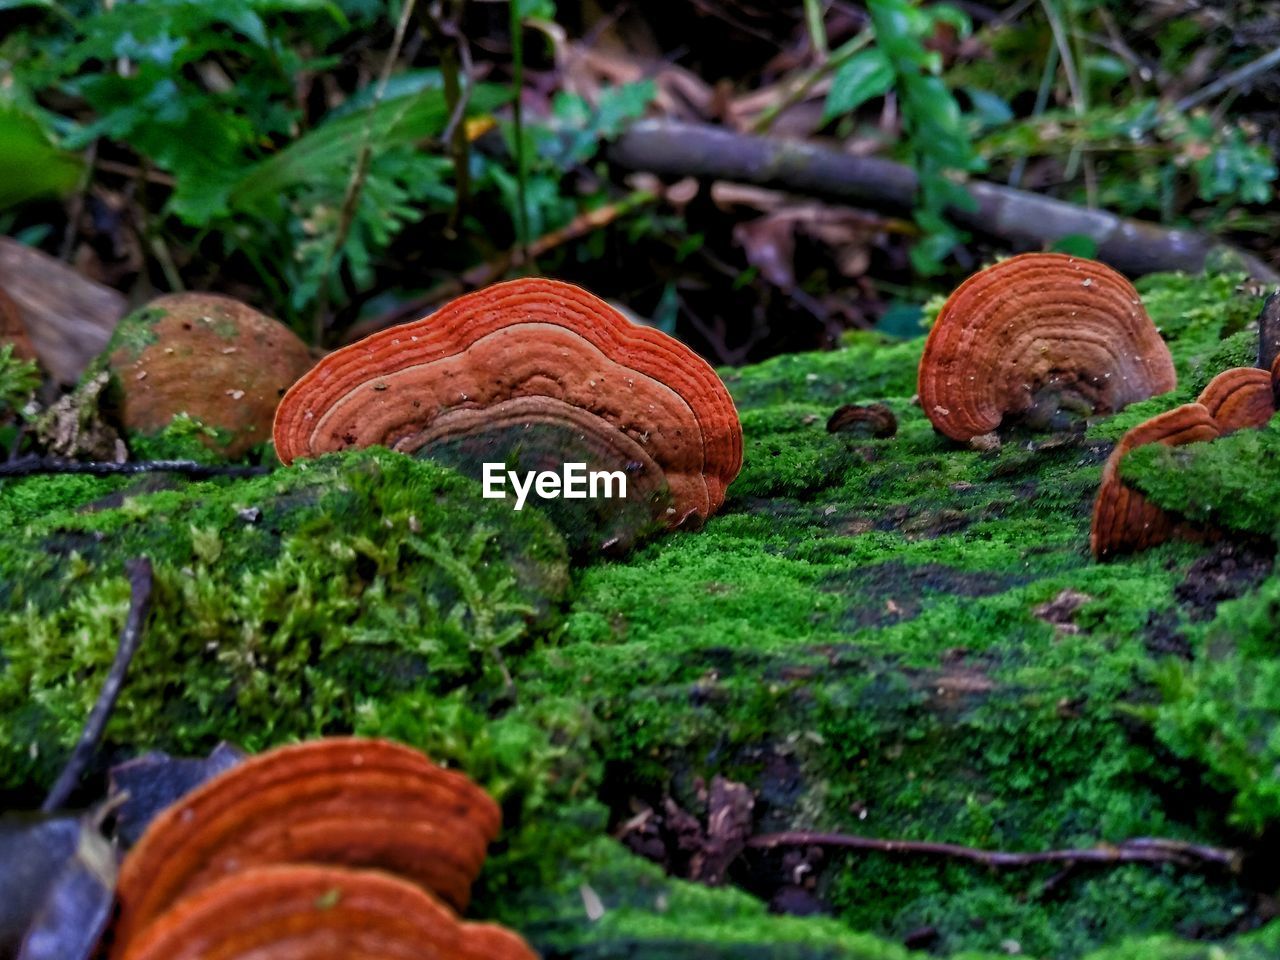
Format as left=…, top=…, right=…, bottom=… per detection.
left=105, top=293, right=313, bottom=458
left=1197, top=366, right=1275, bottom=433
left=114, top=864, right=537, bottom=960
left=1089, top=402, right=1220, bottom=559
left=273, top=278, right=743, bottom=527
left=113, top=738, right=501, bottom=950
left=919, top=254, right=1177, bottom=441
left=0, top=286, right=36, bottom=363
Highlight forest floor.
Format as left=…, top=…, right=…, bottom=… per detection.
left=3, top=268, right=1280, bottom=959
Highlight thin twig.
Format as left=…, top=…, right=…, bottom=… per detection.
left=1175, top=46, right=1280, bottom=113
left=746, top=830, right=1242, bottom=872
left=0, top=457, right=270, bottom=478
left=42, top=557, right=154, bottom=812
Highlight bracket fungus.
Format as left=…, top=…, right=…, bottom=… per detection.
left=918, top=254, right=1176, bottom=441
left=1091, top=364, right=1279, bottom=559
left=273, top=278, right=743, bottom=544
left=1197, top=366, right=1276, bottom=433
left=1090, top=403, right=1220, bottom=559
left=113, top=738, right=500, bottom=951
left=103, top=293, right=313, bottom=458
left=115, top=865, right=536, bottom=960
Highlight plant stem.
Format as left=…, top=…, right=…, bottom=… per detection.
left=509, top=0, right=530, bottom=255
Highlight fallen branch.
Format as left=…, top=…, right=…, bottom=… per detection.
left=43, top=557, right=154, bottom=812
left=0, top=457, right=270, bottom=478
left=609, top=119, right=1279, bottom=282
left=746, top=830, right=1242, bottom=873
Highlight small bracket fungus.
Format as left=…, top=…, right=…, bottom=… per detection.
left=1090, top=403, right=1220, bottom=559
left=112, top=738, right=501, bottom=952
left=1197, top=366, right=1276, bottom=433
left=273, top=278, right=743, bottom=541
left=103, top=293, right=313, bottom=458
left=114, top=865, right=537, bottom=960
left=826, top=402, right=897, bottom=438
left=918, top=253, right=1176, bottom=441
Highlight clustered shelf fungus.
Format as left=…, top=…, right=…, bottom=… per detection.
left=918, top=253, right=1177, bottom=442
left=272, top=278, right=743, bottom=545
left=109, top=738, right=532, bottom=959
left=1090, top=365, right=1279, bottom=559
left=104, top=293, right=314, bottom=458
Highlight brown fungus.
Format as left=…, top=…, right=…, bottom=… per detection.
left=103, top=293, right=313, bottom=458
left=1089, top=403, right=1220, bottom=559
left=273, top=278, right=742, bottom=545
left=112, top=738, right=500, bottom=951
left=918, top=253, right=1176, bottom=441
left=114, top=865, right=537, bottom=960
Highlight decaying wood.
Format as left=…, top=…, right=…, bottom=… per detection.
left=609, top=120, right=1280, bottom=282
left=0, top=238, right=126, bottom=384
left=0, top=457, right=269, bottom=478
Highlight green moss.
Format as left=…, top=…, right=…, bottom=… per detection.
left=1122, top=418, right=1280, bottom=537
left=0, top=449, right=569, bottom=789
left=723, top=333, right=922, bottom=411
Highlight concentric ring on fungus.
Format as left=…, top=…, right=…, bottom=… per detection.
left=1197, top=366, right=1275, bottom=432
left=112, top=738, right=500, bottom=951
left=918, top=253, right=1176, bottom=441
left=116, top=865, right=537, bottom=960
left=272, top=278, right=743, bottom=529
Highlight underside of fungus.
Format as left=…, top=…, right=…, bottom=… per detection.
left=116, top=865, right=537, bottom=960
left=113, top=738, right=500, bottom=951
left=273, top=278, right=743, bottom=537
left=919, top=254, right=1177, bottom=442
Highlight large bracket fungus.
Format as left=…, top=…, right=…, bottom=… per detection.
left=273, top=278, right=743, bottom=547
left=103, top=293, right=313, bottom=458
left=919, top=254, right=1177, bottom=441
left=115, top=865, right=536, bottom=960
left=112, top=738, right=501, bottom=952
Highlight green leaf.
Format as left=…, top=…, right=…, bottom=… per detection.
left=229, top=83, right=510, bottom=211
left=1051, top=234, right=1099, bottom=258
left=0, top=107, right=83, bottom=209
left=824, top=49, right=894, bottom=119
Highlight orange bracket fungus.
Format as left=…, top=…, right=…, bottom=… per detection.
left=115, top=865, right=536, bottom=960
left=1197, top=366, right=1276, bottom=433
left=1091, top=364, right=1278, bottom=560
left=273, top=278, right=743, bottom=547
left=1089, top=403, right=1220, bottom=559
left=919, top=253, right=1176, bottom=442
left=113, top=738, right=500, bottom=951
left=104, top=293, right=313, bottom=458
